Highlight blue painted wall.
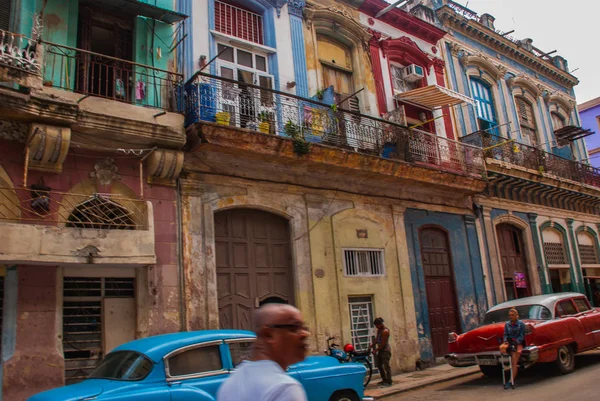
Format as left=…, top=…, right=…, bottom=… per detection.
left=580, top=103, right=600, bottom=168
left=405, top=209, right=488, bottom=362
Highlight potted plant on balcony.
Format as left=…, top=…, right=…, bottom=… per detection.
left=215, top=111, right=230, bottom=126
left=285, top=120, right=310, bottom=156
left=258, top=111, right=270, bottom=134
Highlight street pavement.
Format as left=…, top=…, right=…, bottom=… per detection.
left=384, top=349, right=600, bottom=401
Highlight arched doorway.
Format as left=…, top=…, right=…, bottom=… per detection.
left=496, top=224, right=531, bottom=300
left=420, top=227, right=460, bottom=358
left=215, top=209, right=293, bottom=330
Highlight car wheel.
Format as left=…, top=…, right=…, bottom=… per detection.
left=554, top=345, right=575, bottom=374
left=479, top=365, right=500, bottom=377
left=329, top=390, right=359, bottom=401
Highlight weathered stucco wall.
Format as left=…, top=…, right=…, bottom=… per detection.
left=0, top=137, right=181, bottom=399
left=404, top=208, right=487, bottom=363
left=181, top=172, right=428, bottom=373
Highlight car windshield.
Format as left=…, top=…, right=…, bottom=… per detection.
left=483, top=304, right=552, bottom=325
left=89, top=351, right=154, bottom=381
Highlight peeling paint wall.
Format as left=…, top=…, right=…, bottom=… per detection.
left=404, top=209, right=487, bottom=363
left=180, top=173, right=422, bottom=373
left=0, top=138, right=180, bottom=400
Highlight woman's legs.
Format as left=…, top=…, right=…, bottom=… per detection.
left=510, top=345, right=523, bottom=384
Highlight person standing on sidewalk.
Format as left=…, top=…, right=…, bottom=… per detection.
left=217, top=304, right=310, bottom=401
left=370, top=317, right=392, bottom=387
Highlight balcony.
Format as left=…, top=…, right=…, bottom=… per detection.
left=0, top=186, right=155, bottom=265
left=42, top=41, right=183, bottom=112
left=0, top=28, right=41, bottom=86
left=461, top=131, right=600, bottom=189
left=184, top=73, right=485, bottom=193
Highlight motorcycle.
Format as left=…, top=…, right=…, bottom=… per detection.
left=324, top=336, right=373, bottom=387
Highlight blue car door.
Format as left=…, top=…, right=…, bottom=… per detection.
left=167, top=340, right=231, bottom=401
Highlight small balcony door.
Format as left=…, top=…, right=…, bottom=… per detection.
left=77, top=5, right=133, bottom=101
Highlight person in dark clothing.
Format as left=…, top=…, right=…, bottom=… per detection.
left=370, top=317, right=392, bottom=387
left=502, top=308, right=525, bottom=389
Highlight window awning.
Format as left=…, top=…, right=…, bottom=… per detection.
left=394, top=85, right=475, bottom=109
left=554, top=125, right=594, bottom=142
left=91, top=0, right=188, bottom=24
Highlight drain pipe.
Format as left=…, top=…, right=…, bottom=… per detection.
left=176, top=178, right=187, bottom=331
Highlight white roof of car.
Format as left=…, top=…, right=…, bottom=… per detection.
left=487, top=292, right=586, bottom=313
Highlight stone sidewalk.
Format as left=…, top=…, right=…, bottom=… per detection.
left=364, top=364, right=481, bottom=400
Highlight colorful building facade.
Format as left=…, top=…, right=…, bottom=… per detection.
left=579, top=97, right=600, bottom=168
left=0, top=0, right=187, bottom=399
left=1, top=0, right=599, bottom=399
left=435, top=0, right=600, bottom=310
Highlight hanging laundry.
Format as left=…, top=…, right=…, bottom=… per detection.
left=136, top=80, right=146, bottom=100
left=115, top=78, right=125, bottom=98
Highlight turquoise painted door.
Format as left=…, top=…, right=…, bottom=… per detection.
left=470, top=79, right=497, bottom=134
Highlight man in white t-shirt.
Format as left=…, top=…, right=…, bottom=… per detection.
left=217, top=304, right=310, bottom=401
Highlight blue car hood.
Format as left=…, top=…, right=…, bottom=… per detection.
left=27, top=381, right=104, bottom=401
left=27, top=379, right=150, bottom=401
left=290, top=356, right=365, bottom=379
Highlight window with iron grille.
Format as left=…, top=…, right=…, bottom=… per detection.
left=543, top=242, right=567, bottom=265
left=63, top=277, right=135, bottom=385
left=390, top=65, right=420, bottom=94
left=66, top=195, right=135, bottom=230
left=578, top=244, right=598, bottom=265
left=348, top=296, right=376, bottom=373
left=343, top=249, right=385, bottom=277
left=348, top=296, right=374, bottom=351
left=214, top=0, right=264, bottom=45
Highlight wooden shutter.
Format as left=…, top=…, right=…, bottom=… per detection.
left=516, top=97, right=536, bottom=128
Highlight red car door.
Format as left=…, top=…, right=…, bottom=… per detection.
left=572, top=297, right=600, bottom=347
left=556, top=299, right=591, bottom=349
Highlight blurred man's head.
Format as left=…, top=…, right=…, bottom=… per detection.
left=373, top=317, right=384, bottom=330
left=252, top=304, right=309, bottom=369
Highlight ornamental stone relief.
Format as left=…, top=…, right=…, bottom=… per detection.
left=0, top=119, right=28, bottom=142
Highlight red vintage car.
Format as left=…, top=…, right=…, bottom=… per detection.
left=445, top=293, right=600, bottom=375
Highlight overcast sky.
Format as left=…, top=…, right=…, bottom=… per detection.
left=387, top=1, right=599, bottom=104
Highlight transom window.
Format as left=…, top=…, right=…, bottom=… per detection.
left=343, top=249, right=385, bottom=277
left=577, top=231, right=599, bottom=265
left=544, top=241, right=567, bottom=265
left=214, top=0, right=263, bottom=45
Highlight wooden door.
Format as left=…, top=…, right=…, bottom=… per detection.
left=215, top=209, right=293, bottom=330
left=420, top=227, right=459, bottom=358
left=497, top=224, right=530, bottom=300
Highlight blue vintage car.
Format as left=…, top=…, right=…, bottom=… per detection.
left=28, top=330, right=373, bottom=401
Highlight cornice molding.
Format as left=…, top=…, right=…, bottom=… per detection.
left=437, top=5, right=578, bottom=88
left=382, top=36, right=433, bottom=69
left=359, top=0, right=446, bottom=45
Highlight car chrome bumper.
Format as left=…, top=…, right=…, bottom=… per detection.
left=362, top=397, right=375, bottom=401
left=445, top=346, right=539, bottom=367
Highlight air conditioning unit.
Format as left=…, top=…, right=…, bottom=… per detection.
left=402, top=64, right=424, bottom=82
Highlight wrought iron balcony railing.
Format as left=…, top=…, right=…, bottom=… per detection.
left=184, top=72, right=485, bottom=178
left=0, top=186, right=149, bottom=230
left=0, top=28, right=40, bottom=73
left=460, top=131, right=600, bottom=188
left=42, top=42, right=183, bottom=112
